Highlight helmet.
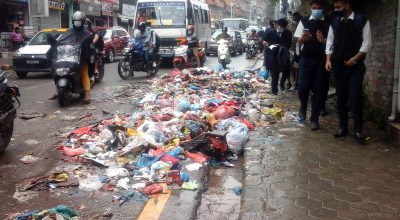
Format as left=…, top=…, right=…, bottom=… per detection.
left=252, top=29, right=256, bottom=33
left=223, top=27, right=228, bottom=33
left=72, top=11, right=86, bottom=30
left=84, top=18, right=92, bottom=31
left=138, top=22, right=146, bottom=32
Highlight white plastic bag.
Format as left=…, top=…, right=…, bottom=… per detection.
left=79, top=175, right=103, bottom=191
left=226, top=125, right=249, bottom=154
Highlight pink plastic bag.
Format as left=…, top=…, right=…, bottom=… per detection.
left=186, top=152, right=208, bottom=164
left=57, top=145, right=86, bottom=156
left=213, top=106, right=235, bottom=120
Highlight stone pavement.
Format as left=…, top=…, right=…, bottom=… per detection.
left=240, top=91, right=400, bottom=220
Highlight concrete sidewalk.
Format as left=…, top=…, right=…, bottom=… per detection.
left=240, top=91, right=400, bottom=220
left=0, top=51, right=13, bottom=69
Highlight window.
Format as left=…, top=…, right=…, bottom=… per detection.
left=203, top=10, right=209, bottom=23
left=194, top=7, right=199, bottom=23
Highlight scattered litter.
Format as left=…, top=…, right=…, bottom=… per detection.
left=20, top=155, right=40, bottom=164
left=18, top=112, right=47, bottom=120
left=186, top=163, right=202, bottom=171
left=24, top=139, right=39, bottom=145
left=181, top=181, right=199, bottom=190
left=79, top=175, right=103, bottom=191
left=232, top=186, right=242, bottom=196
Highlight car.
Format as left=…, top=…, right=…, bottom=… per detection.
left=12, top=28, right=67, bottom=79
left=206, top=29, right=244, bottom=57
left=94, top=26, right=130, bottom=63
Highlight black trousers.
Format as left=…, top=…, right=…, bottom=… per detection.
left=332, top=62, right=365, bottom=133
left=298, top=56, right=325, bottom=122
left=321, top=71, right=331, bottom=110
left=270, top=69, right=290, bottom=94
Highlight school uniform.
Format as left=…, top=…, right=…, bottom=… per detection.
left=263, top=28, right=292, bottom=94
left=294, top=15, right=329, bottom=124
left=326, top=12, right=372, bottom=134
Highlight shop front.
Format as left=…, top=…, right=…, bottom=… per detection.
left=30, top=0, right=67, bottom=29
left=79, top=1, right=105, bottom=26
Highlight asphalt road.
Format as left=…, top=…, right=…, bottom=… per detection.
left=0, top=52, right=262, bottom=219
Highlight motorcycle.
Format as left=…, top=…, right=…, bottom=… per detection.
left=257, top=37, right=264, bottom=53
left=118, top=37, right=160, bottom=80
left=90, top=48, right=105, bottom=87
left=217, top=39, right=231, bottom=69
left=0, top=70, right=20, bottom=153
left=246, top=38, right=258, bottom=59
left=52, top=44, right=91, bottom=107
left=172, top=38, right=206, bottom=70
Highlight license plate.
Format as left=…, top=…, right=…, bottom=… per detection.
left=27, top=60, right=39, bottom=64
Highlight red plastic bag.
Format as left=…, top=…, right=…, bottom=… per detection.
left=213, top=106, right=235, bottom=120
left=160, top=154, right=179, bottom=166
left=169, top=68, right=182, bottom=78
left=186, top=152, right=208, bottom=164
left=209, top=136, right=228, bottom=153
left=237, top=118, right=255, bottom=130
left=143, top=184, right=163, bottom=195
left=148, top=148, right=165, bottom=157
left=151, top=114, right=174, bottom=122
left=57, top=145, right=86, bottom=156
left=69, top=126, right=92, bottom=137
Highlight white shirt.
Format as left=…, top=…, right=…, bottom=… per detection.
left=325, top=12, right=372, bottom=55
left=294, top=15, right=325, bottom=38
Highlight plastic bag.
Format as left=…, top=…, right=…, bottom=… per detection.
left=186, top=152, right=208, bottom=164
left=143, top=184, right=163, bottom=195
left=190, top=103, right=202, bottom=111
left=247, top=108, right=260, bottom=123
left=258, top=69, right=270, bottom=79
left=160, top=154, right=179, bottom=166
left=226, top=126, right=249, bottom=154
left=213, top=106, right=236, bottom=120
left=142, top=129, right=165, bottom=146
left=106, top=167, right=130, bottom=178
left=167, top=146, right=183, bottom=158
left=178, top=100, right=191, bottom=113
left=209, top=136, right=228, bottom=152
left=169, top=68, right=182, bottom=78
left=57, top=145, right=86, bottom=156
left=79, top=175, right=103, bottom=191
left=140, top=94, right=158, bottom=104
left=137, top=153, right=163, bottom=168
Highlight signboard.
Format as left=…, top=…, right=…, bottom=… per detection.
left=48, top=0, right=65, bottom=10
left=29, top=0, right=49, bottom=17
left=122, top=4, right=135, bottom=19
left=80, top=2, right=101, bottom=16
left=102, top=2, right=113, bottom=16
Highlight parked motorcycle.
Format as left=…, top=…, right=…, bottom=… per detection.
left=217, top=39, right=231, bottom=69
left=172, top=39, right=206, bottom=70
left=0, top=70, right=20, bottom=153
left=246, top=39, right=258, bottom=59
left=118, top=37, right=160, bottom=80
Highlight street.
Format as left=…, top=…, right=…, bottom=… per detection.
left=0, top=53, right=262, bottom=219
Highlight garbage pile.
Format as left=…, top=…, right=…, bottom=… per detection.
left=16, top=66, right=289, bottom=209
left=6, top=205, right=79, bottom=220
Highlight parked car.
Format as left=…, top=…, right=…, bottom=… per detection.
left=94, top=26, right=130, bottom=63
left=12, top=28, right=67, bottom=79
left=206, top=29, right=244, bottom=57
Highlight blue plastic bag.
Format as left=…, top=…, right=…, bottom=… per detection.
left=137, top=153, right=163, bottom=168
left=258, top=70, right=270, bottom=79
left=178, top=100, right=191, bottom=113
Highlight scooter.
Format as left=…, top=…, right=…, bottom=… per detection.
left=0, top=70, right=20, bottom=153
left=52, top=44, right=88, bottom=107
left=118, top=37, right=160, bottom=80
left=246, top=39, right=258, bottom=59
left=172, top=39, right=206, bottom=70
left=217, top=39, right=231, bottom=69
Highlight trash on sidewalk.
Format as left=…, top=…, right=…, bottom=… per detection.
left=20, top=155, right=40, bottom=164
left=7, top=205, right=79, bottom=220
left=18, top=112, right=47, bottom=120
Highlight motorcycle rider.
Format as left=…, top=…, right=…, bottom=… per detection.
left=248, top=29, right=258, bottom=40
left=48, top=11, right=93, bottom=103
left=186, top=25, right=200, bottom=66
left=216, top=27, right=231, bottom=41
left=135, top=22, right=154, bottom=75
left=84, top=18, right=104, bottom=83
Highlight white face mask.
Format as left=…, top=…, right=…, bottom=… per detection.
left=73, top=20, right=82, bottom=27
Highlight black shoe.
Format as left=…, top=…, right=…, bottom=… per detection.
left=280, top=86, right=285, bottom=91
left=311, top=122, right=320, bottom=131
left=320, top=109, right=328, bottom=117
left=298, top=111, right=306, bottom=122
left=334, top=128, right=348, bottom=138
left=354, top=132, right=367, bottom=145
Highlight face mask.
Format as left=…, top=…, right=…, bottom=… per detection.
left=277, top=27, right=284, bottom=33
left=73, top=20, right=82, bottom=28
left=311, top=9, right=323, bottom=19
left=333, top=8, right=347, bottom=17
left=187, top=31, right=193, bottom=35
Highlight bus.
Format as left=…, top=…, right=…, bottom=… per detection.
left=134, top=0, right=211, bottom=59
left=220, top=18, right=249, bottom=32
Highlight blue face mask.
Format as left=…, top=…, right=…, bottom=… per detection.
left=311, top=9, right=324, bottom=19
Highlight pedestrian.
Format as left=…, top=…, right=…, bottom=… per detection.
left=288, top=11, right=303, bottom=90
left=10, top=27, right=24, bottom=50
left=294, top=0, right=329, bottom=130
left=263, top=18, right=292, bottom=95
left=325, top=0, right=371, bottom=144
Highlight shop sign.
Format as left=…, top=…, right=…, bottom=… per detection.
left=48, top=0, right=65, bottom=10
left=80, top=2, right=101, bottom=16
left=102, top=2, right=112, bottom=16
left=122, top=4, right=135, bottom=19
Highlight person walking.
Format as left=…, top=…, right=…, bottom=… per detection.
left=263, top=18, right=292, bottom=95
left=294, top=0, right=329, bottom=130
left=325, top=0, right=371, bottom=144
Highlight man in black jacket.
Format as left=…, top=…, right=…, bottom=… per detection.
left=263, top=18, right=292, bottom=95
left=325, top=0, right=371, bottom=144
left=294, top=0, right=329, bottom=130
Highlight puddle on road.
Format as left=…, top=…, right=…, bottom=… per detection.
left=196, top=157, right=243, bottom=220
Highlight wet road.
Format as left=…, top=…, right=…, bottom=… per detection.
left=0, top=53, right=262, bottom=219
